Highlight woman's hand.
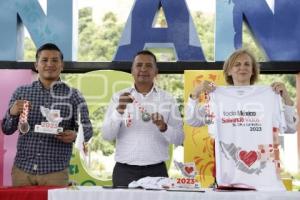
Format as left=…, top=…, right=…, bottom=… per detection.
left=271, top=82, right=294, bottom=106
left=190, top=80, right=216, bottom=100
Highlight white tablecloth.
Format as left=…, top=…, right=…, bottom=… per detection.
left=48, top=186, right=300, bottom=200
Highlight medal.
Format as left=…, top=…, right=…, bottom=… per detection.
left=19, top=122, right=30, bottom=134
left=125, top=95, right=153, bottom=127
left=204, top=91, right=214, bottom=125
left=18, top=100, right=30, bottom=134
left=142, top=112, right=151, bottom=122
left=133, top=98, right=151, bottom=122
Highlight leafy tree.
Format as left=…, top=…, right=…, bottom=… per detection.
left=24, top=37, right=36, bottom=61
left=193, top=12, right=215, bottom=61
left=258, top=74, right=296, bottom=100
left=78, top=11, right=122, bottom=61
left=79, top=7, right=93, bottom=34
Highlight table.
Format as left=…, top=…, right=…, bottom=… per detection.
left=0, top=186, right=63, bottom=200
left=48, top=186, right=300, bottom=200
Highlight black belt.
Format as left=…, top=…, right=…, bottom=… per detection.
left=116, top=162, right=165, bottom=169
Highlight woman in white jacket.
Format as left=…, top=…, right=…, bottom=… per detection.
left=185, top=48, right=296, bottom=132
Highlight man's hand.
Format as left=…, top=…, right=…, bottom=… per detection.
left=117, top=92, right=133, bottom=114
left=55, top=130, right=77, bottom=143
left=152, top=112, right=167, bottom=132
left=9, top=100, right=31, bottom=116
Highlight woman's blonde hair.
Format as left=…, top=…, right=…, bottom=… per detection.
left=223, top=48, right=260, bottom=85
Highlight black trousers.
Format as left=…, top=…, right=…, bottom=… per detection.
left=112, top=162, right=168, bottom=187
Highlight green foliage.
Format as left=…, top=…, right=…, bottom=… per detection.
left=258, top=74, right=296, bottom=101
left=156, top=74, right=184, bottom=116
left=24, top=37, right=36, bottom=61
left=79, top=7, right=93, bottom=34
left=87, top=105, right=115, bottom=156
left=78, top=11, right=122, bottom=61
left=193, top=12, right=215, bottom=61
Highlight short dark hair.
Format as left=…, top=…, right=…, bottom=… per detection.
left=35, top=43, right=64, bottom=61
left=134, top=50, right=157, bottom=63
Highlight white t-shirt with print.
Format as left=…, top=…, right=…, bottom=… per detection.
left=208, top=86, right=286, bottom=191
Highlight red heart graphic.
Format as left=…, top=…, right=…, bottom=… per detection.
left=184, top=166, right=194, bottom=174
left=239, top=151, right=258, bottom=167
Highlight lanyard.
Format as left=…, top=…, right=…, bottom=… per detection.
left=204, top=88, right=215, bottom=124
left=18, top=100, right=30, bottom=134
left=124, top=92, right=159, bottom=127
left=125, top=96, right=152, bottom=128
